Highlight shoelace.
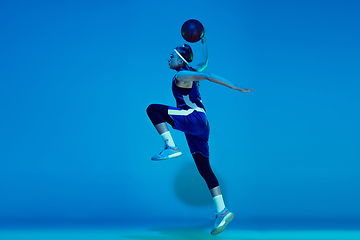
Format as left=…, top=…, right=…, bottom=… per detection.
left=157, top=145, right=171, bottom=154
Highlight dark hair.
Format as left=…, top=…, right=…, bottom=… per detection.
left=175, top=44, right=199, bottom=87
left=175, top=44, right=193, bottom=64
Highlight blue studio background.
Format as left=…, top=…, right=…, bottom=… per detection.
left=1, top=0, right=359, bottom=228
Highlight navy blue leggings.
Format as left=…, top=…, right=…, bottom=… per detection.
left=146, top=104, right=174, bottom=127
left=147, top=104, right=219, bottom=190
left=193, top=152, right=219, bottom=189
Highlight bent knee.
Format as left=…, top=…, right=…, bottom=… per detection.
left=146, top=104, right=155, bottom=114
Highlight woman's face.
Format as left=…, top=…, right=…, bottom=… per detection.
left=168, top=50, right=182, bottom=70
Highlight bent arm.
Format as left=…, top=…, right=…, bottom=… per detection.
left=189, top=36, right=208, bottom=72
left=176, top=71, right=253, bottom=92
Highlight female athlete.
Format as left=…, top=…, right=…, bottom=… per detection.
left=146, top=36, right=252, bottom=235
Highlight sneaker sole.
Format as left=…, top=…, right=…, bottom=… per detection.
left=211, top=213, right=234, bottom=235
left=151, top=151, right=182, bottom=161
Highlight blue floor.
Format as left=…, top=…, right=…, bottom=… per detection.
left=1, top=228, right=360, bottom=240
left=1, top=222, right=360, bottom=240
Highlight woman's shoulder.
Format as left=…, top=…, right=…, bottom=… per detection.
left=175, top=69, right=191, bottom=78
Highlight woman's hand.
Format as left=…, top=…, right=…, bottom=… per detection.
left=232, top=86, right=253, bottom=93
left=201, top=35, right=206, bottom=44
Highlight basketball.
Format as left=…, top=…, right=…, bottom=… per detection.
left=181, top=19, right=205, bottom=43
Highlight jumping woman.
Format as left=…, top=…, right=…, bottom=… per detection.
left=146, top=36, right=252, bottom=235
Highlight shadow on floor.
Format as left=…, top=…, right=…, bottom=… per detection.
left=121, top=222, right=248, bottom=240
left=173, top=161, right=228, bottom=207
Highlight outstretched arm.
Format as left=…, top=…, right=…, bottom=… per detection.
left=189, top=36, right=208, bottom=72
left=176, top=70, right=253, bottom=93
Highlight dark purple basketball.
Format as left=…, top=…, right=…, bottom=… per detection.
left=181, top=19, right=205, bottom=43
